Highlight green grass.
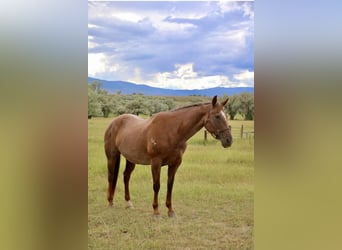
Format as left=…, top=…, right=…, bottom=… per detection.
left=88, top=117, right=254, bottom=249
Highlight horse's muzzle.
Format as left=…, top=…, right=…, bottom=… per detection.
left=220, top=135, right=233, bottom=148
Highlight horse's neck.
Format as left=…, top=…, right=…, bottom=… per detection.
left=175, top=104, right=209, bottom=142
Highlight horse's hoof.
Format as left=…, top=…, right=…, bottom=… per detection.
left=125, top=200, right=134, bottom=209
left=108, top=203, right=114, bottom=208
left=153, top=213, right=161, bottom=219
left=168, top=211, right=177, bottom=218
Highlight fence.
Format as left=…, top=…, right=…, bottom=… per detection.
left=240, top=124, right=255, bottom=139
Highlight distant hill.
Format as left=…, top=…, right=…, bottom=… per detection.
left=88, top=77, right=254, bottom=97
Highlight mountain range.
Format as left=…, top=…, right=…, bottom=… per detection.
left=88, top=77, right=254, bottom=97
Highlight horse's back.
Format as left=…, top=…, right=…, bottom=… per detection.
left=105, top=114, right=147, bottom=142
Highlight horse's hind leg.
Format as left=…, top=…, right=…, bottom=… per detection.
left=106, top=152, right=121, bottom=206
left=123, top=160, right=135, bottom=208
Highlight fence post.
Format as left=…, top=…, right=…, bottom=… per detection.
left=240, top=124, right=244, bottom=139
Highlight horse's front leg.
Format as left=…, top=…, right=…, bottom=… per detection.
left=166, top=163, right=180, bottom=218
left=151, top=159, right=161, bottom=217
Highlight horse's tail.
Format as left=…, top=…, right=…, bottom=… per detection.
left=105, top=122, right=121, bottom=206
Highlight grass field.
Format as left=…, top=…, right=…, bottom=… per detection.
left=88, top=116, right=254, bottom=249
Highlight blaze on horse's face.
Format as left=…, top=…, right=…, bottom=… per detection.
left=205, top=96, right=233, bottom=148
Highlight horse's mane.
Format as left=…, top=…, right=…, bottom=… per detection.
left=170, top=102, right=210, bottom=112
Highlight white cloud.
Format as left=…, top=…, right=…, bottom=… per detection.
left=155, top=21, right=196, bottom=34
left=113, top=12, right=142, bottom=22
left=242, top=2, right=254, bottom=19
left=174, top=63, right=197, bottom=78
left=88, top=53, right=120, bottom=77
left=218, top=1, right=254, bottom=19
left=88, top=53, right=106, bottom=76
left=218, top=1, right=241, bottom=13
left=216, top=29, right=249, bottom=52
left=139, top=63, right=237, bottom=90
left=88, top=36, right=96, bottom=49
left=234, top=69, right=254, bottom=80
left=233, top=70, right=254, bottom=87
left=93, top=63, right=254, bottom=90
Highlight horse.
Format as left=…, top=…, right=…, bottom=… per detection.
left=104, top=96, right=232, bottom=217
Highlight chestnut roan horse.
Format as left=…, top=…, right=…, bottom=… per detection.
left=104, top=96, right=232, bottom=217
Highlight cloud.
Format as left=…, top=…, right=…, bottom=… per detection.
left=218, top=1, right=254, bottom=19
left=88, top=53, right=106, bottom=76
left=130, top=63, right=244, bottom=90
left=88, top=52, right=124, bottom=80
left=232, top=70, right=254, bottom=87
left=234, top=69, right=254, bottom=81
left=88, top=1, right=254, bottom=89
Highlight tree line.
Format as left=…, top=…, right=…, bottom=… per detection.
left=88, top=81, right=254, bottom=120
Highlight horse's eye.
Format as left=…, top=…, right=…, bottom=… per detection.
left=215, top=115, right=220, bottom=119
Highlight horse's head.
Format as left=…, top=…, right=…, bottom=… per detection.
left=204, top=96, right=233, bottom=148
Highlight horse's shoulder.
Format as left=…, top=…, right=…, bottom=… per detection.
left=147, top=114, right=165, bottom=127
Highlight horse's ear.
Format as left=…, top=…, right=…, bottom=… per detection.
left=212, top=95, right=218, bottom=106
left=221, top=98, right=229, bottom=106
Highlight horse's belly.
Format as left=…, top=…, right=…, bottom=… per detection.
left=125, top=154, right=150, bottom=165
left=119, top=146, right=151, bottom=165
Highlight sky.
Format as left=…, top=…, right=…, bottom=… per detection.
left=88, top=1, right=254, bottom=90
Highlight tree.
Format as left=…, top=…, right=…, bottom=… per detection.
left=239, top=92, right=254, bottom=120
left=88, top=80, right=114, bottom=117
left=98, top=94, right=116, bottom=117
left=146, top=98, right=173, bottom=115
left=115, top=105, right=127, bottom=115
left=88, top=86, right=102, bottom=117
left=89, top=80, right=107, bottom=94
left=163, top=99, right=175, bottom=110
left=225, top=94, right=240, bottom=120
left=153, top=102, right=169, bottom=114
left=125, top=98, right=149, bottom=116
left=245, top=101, right=254, bottom=120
